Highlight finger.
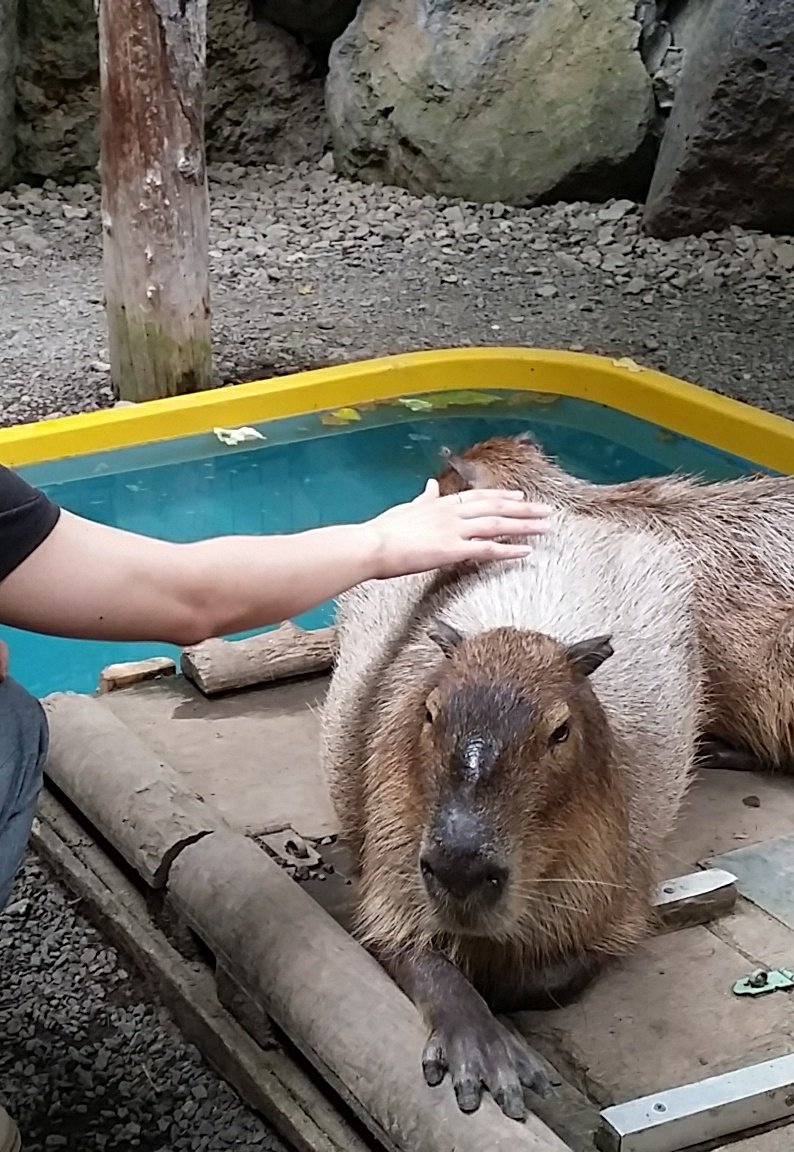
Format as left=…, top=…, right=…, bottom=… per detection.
left=461, top=516, right=550, bottom=539
left=450, top=487, right=529, bottom=504
left=411, top=478, right=439, bottom=506
left=459, top=542, right=534, bottom=562
left=460, top=500, right=553, bottom=520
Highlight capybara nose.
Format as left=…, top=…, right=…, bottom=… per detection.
left=420, top=806, right=508, bottom=900
left=420, top=846, right=508, bottom=900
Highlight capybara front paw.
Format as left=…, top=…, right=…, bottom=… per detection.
left=421, top=1011, right=548, bottom=1120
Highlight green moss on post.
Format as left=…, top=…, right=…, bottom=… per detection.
left=107, top=310, right=212, bottom=403
left=98, top=0, right=211, bottom=403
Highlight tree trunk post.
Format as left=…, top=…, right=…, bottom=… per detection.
left=98, top=0, right=212, bottom=403
left=0, top=0, right=18, bottom=188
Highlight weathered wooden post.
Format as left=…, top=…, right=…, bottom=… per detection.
left=98, top=0, right=212, bottom=403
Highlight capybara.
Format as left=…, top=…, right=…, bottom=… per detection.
left=437, top=431, right=794, bottom=772
left=320, top=511, right=703, bottom=1119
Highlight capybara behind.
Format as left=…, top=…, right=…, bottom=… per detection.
left=437, top=432, right=794, bottom=772
left=321, top=511, right=704, bottom=1120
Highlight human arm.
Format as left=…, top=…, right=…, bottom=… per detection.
left=0, top=479, right=551, bottom=647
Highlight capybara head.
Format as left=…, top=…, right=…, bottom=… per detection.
left=437, top=431, right=547, bottom=496
left=411, top=620, right=617, bottom=941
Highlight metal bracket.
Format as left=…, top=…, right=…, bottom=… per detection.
left=652, top=867, right=737, bottom=931
left=734, top=967, right=794, bottom=997
left=596, top=1053, right=794, bottom=1152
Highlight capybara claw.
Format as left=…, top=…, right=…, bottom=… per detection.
left=421, top=1038, right=446, bottom=1087
left=423, top=1011, right=544, bottom=1120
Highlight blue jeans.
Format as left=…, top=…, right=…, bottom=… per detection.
left=0, top=677, right=48, bottom=910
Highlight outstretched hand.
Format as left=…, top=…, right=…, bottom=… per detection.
left=366, top=479, right=552, bottom=578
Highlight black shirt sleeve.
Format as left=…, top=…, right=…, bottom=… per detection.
left=0, top=464, right=61, bottom=583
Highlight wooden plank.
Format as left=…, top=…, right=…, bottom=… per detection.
left=517, top=925, right=794, bottom=1104
left=98, top=0, right=212, bottom=402
left=101, top=676, right=338, bottom=839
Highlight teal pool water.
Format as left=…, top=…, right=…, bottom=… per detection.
left=1, top=390, right=766, bottom=698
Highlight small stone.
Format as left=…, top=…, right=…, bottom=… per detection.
left=535, top=284, right=558, bottom=298
left=598, top=199, right=635, bottom=222
left=774, top=243, right=794, bottom=271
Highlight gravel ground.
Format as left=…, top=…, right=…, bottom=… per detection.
left=0, top=855, right=288, bottom=1152
left=0, top=161, right=793, bottom=426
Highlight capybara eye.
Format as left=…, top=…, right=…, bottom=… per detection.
left=549, top=721, right=570, bottom=746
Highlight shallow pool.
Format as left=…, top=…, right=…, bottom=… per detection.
left=1, top=389, right=764, bottom=697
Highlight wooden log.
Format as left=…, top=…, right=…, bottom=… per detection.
left=32, top=791, right=369, bottom=1152
left=98, top=0, right=212, bottom=403
left=169, top=830, right=574, bottom=1152
left=98, top=655, right=176, bottom=694
left=42, top=691, right=223, bottom=887
left=181, top=622, right=337, bottom=696
left=0, top=0, right=17, bottom=187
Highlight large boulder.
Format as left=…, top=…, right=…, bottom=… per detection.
left=326, top=0, right=656, bottom=205
left=644, top=0, right=794, bottom=237
left=250, top=0, right=359, bottom=44
left=11, top=0, right=328, bottom=185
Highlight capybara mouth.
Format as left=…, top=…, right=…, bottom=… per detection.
left=423, top=884, right=510, bottom=937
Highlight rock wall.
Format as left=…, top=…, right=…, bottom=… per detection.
left=11, top=0, right=331, bottom=184
left=0, top=0, right=17, bottom=187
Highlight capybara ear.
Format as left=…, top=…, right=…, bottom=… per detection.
left=428, top=620, right=464, bottom=657
left=439, top=448, right=490, bottom=490
left=565, top=635, right=614, bottom=677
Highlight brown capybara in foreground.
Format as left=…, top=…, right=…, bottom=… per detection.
left=321, top=511, right=704, bottom=1120
left=437, top=432, right=794, bottom=773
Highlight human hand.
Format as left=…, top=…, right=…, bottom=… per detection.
left=365, top=479, right=552, bottom=579
left=0, top=639, right=8, bottom=682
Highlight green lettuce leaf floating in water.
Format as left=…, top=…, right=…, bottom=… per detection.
left=397, top=391, right=499, bottom=411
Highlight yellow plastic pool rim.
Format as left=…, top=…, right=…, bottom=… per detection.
left=0, top=347, right=792, bottom=473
